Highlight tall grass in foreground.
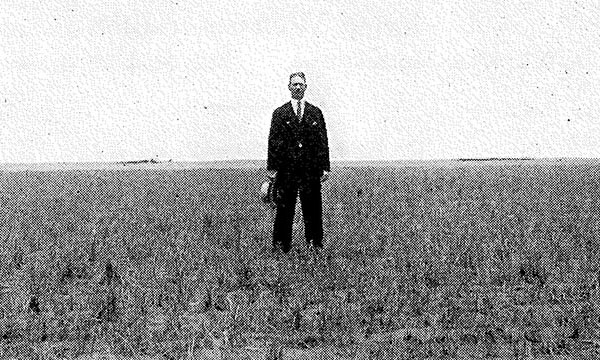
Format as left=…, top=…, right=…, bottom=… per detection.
left=0, top=165, right=599, bottom=359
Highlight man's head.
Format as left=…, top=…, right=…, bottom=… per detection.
left=288, top=72, right=307, bottom=100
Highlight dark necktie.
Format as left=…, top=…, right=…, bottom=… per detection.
left=297, top=101, right=302, bottom=121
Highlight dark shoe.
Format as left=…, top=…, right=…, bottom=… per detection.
left=273, top=242, right=291, bottom=254
left=308, top=239, right=323, bottom=249
left=271, top=244, right=283, bottom=254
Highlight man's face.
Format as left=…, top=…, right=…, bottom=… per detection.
left=288, top=76, right=307, bottom=100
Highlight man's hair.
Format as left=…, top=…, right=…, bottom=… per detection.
left=289, top=72, right=306, bottom=84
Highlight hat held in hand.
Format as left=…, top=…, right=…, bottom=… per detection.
left=260, top=179, right=277, bottom=208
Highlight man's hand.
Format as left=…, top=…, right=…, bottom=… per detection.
left=267, top=170, right=277, bottom=180
left=320, top=170, right=330, bottom=183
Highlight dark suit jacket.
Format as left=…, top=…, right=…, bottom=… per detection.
left=267, top=101, right=330, bottom=177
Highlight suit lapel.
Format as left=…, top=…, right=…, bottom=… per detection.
left=284, top=101, right=313, bottom=134
left=284, top=102, right=300, bottom=131
left=286, top=101, right=296, bottom=120
left=288, top=101, right=311, bottom=120
left=302, top=102, right=311, bottom=121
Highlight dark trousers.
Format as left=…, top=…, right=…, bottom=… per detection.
left=273, top=174, right=323, bottom=252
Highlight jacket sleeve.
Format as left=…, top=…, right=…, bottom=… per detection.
left=318, top=110, right=331, bottom=172
left=267, top=110, right=283, bottom=171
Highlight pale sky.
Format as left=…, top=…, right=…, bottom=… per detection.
left=1, top=1, right=599, bottom=163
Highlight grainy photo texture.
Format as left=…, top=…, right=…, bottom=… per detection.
left=2, top=1, right=600, bottom=359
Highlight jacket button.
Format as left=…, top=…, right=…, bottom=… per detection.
left=298, top=143, right=302, bottom=148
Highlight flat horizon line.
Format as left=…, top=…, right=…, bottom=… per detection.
left=1, top=157, right=600, bottom=172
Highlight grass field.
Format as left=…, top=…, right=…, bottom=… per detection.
left=0, top=162, right=599, bottom=359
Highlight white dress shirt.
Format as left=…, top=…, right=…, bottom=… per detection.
left=290, top=98, right=305, bottom=119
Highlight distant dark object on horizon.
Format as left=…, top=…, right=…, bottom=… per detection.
left=119, top=158, right=173, bottom=165
left=457, top=157, right=534, bottom=162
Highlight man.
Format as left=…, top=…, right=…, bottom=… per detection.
left=267, top=72, right=330, bottom=253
